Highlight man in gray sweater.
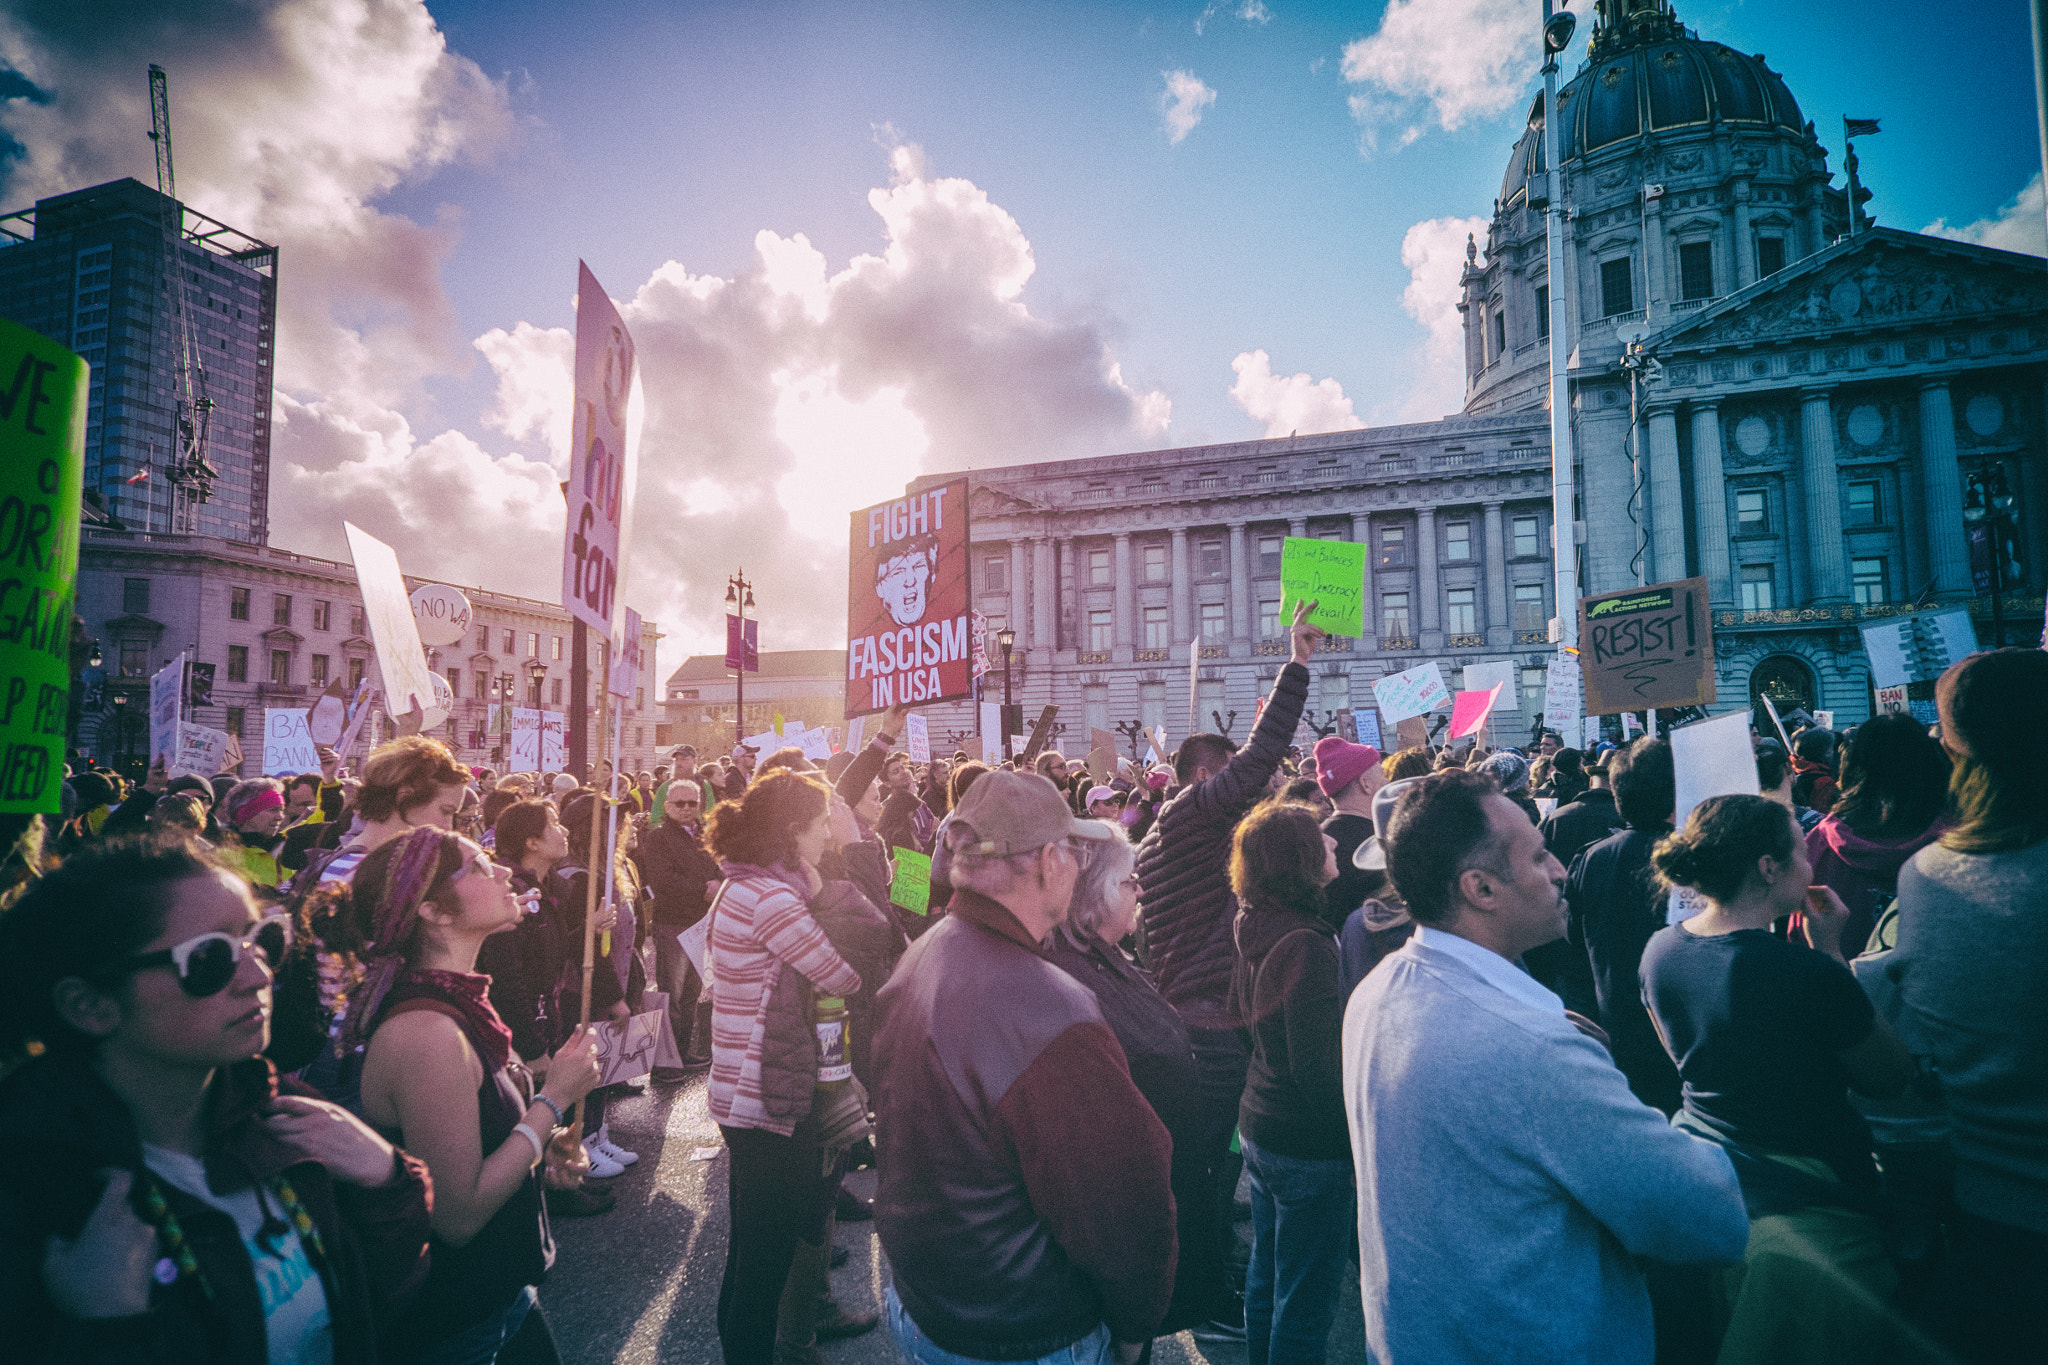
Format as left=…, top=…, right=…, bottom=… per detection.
left=1343, top=771, right=1748, bottom=1364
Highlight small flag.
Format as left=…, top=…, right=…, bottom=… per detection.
left=124, top=466, right=151, bottom=484
left=1844, top=117, right=1881, bottom=139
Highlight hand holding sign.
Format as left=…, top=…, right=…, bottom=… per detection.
left=1288, top=596, right=1330, bottom=665
left=1278, top=539, right=1365, bottom=640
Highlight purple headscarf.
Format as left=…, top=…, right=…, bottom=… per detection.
left=336, top=827, right=455, bottom=1053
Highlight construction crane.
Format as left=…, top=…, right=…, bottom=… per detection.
left=147, top=63, right=217, bottom=533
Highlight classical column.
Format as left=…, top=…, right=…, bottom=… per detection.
left=1481, top=501, right=1508, bottom=635
left=1287, top=516, right=1306, bottom=540
left=1689, top=402, right=1734, bottom=607
left=1112, top=532, right=1134, bottom=650
left=1032, top=536, right=1056, bottom=649
left=1918, top=382, right=1971, bottom=597
left=1799, top=389, right=1851, bottom=603
left=1009, top=539, right=1029, bottom=633
left=1170, top=527, right=1191, bottom=643
left=1731, top=179, right=1755, bottom=291
left=1804, top=183, right=1828, bottom=259
left=1416, top=508, right=1441, bottom=644
left=1227, top=522, right=1250, bottom=642
left=1646, top=403, right=1686, bottom=582
left=1351, top=512, right=1375, bottom=647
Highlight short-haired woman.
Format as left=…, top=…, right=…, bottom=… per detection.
left=0, top=839, right=433, bottom=1362
left=1642, top=793, right=1914, bottom=1361
left=314, top=737, right=472, bottom=886
left=1227, top=801, right=1351, bottom=1365
left=341, top=827, right=603, bottom=1364
left=703, top=769, right=861, bottom=1365
left=1046, top=823, right=1230, bottom=1339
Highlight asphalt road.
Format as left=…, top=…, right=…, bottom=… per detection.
left=541, top=1074, right=1372, bottom=1365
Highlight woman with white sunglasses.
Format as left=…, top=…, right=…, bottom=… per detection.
left=0, top=837, right=434, bottom=1363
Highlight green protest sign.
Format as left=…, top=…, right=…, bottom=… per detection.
left=0, top=320, right=87, bottom=814
left=1277, top=536, right=1366, bottom=639
left=890, top=846, right=933, bottom=916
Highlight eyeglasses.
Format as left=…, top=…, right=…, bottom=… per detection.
left=450, top=848, right=503, bottom=884
left=112, top=912, right=293, bottom=999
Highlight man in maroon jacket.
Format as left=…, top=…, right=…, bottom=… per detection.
left=873, top=771, right=1176, bottom=1364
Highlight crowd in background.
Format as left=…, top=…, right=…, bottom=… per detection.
left=1, top=615, right=2042, bottom=1365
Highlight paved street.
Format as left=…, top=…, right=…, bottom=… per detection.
left=542, top=1074, right=1371, bottom=1364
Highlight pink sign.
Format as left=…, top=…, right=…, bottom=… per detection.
left=1448, top=683, right=1504, bottom=741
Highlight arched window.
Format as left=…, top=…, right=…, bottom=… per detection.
left=1749, top=653, right=1817, bottom=731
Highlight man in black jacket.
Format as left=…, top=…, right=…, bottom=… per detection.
left=636, top=782, right=722, bottom=1075
left=1539, top=754, right=1627, bottom=868
left=1135, top=598, right=1323, bottom=1336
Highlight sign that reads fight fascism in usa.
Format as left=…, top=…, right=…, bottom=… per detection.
left=846, top=480, right=971, bottom=717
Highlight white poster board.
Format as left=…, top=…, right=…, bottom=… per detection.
left=1670, top=711, right=1761, bottom=828
left=1372, top=661, right=1450, bottom=724
left=174, top=723, right=230, bottom=778
left=541, top=711, right=566, bottom=770
left=263, top=709, right=319, bottom=778
left=1875, top=685, right=1908, bottom=715
left=509, top=708, right=541, bottom=774
left=1544, top=656, right=1583, bottom=748
left=150, top=652, right=186, bottom=773
left=344, top=522, right=443, bottom=731
left=979, top=702, right=1002, bottom=764
left=562, top=261, right=641, bottom=637
left=844, top=716, right=866, bottom=755
left=905, top=713, right=931, bottom=764
left=608, top=606, right=643, bottom=699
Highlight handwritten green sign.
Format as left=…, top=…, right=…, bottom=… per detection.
left=1277, top=536, right=1366, bottom=640
left=0, top=320, right=87, bottom=814
left=890, top=846, right=933, bottom=916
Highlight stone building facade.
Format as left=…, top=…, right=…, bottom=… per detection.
left=661, top=650, right=848, bottom=758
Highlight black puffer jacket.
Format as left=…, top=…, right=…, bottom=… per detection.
left=1135, top=662, right=1309, bottom=1028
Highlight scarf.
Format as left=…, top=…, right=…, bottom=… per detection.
left=336, top=828, right=452, bottom=1055
left=392, top=967, right=514, bottom=1074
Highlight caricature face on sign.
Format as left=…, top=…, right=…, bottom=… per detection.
left=877, top=534, right=938, bottom=626
left=846, top=480, right=971, bottom=718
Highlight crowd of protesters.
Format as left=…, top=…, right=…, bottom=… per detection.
left=1, top=613, right=2042, bottom=1365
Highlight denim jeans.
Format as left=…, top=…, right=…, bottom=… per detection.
left=886, top=1285, right=1113, bottom=1365
left=416, top=1284, right=537, bottom=1365
left=1240, top=1136, right=1354, bottom=1365
left=1186, top=1024, right=1253, bottom=1291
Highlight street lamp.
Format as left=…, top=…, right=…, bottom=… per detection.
left=997, top=626, right=1017, bottom=762
left=1540, top=0, right=1579, bottom=646
left=726, top=570, right=755, bottom=750
left=525, top=657, right=548, bottom=707
left=1962, top=467, right=2024, bottom=647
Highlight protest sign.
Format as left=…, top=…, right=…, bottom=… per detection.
left=1814, top=710, right=1835, bottom=732
left=1395, top=716, right=1429, bottom=750
left=408, top=583, right=472, bottom=649
left=509, top=708, right=541, bottom=773
left=677, top=917, right=710, bottom=981
left=263, top=710, right=318, bottom=778
left=563, top=262, right=641, bottom=637
left=797, top=727, right=832, bottom=762
left=307, top=679, right=349, bottom=747
left=979, top=702, right=1002, bottom=763
left=1670, top=711, right=1760, bottom=827
left=1088, top=726, right=1118, bottom=779
left=1449, top=684, right=1504, bottom=741
left=1545, top=656, right=1583, bottom=744
left=844, top=715, right=865, bottom=754
left=905, top=713, right=931, bottom=763
left=1578, top=576, right=1714, bottom=715
left=174, top=724, right=231, bottom=778
left=1148, top=726, right=1170, bottom=764
left=1277, top=537, right=1366, bottom=639
left=1372, top=662, right=1449, bottom=724
left=1876, top=686, right=1908, bottom=715
left=0, top=320, right=86, bottom=813
left=593, top=1011, right=660, bottom=1086
left=1462, top=660, right=1518, bottom=742
left=344, top=522, right=443, bottom=731
left=335, top=680, right=376, bottom=758
left=846, top=478, right=971, bottom=716
left=1188, top=638, right=1200, bottom=740
left=1758, top=694, right=1790, bottom=749
left=150, top=653, right=186, bottom=774
left=608, top=606, right=643, bottom=698
left=1621, top=711, right=1642, bottom=739
left=541, top=711, right=565, bottom=770
left=890, top=847, right=933, bottom=916
left=1019, top=705, right=1059, bottom=764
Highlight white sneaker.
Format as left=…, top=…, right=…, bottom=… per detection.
left=582, top=1139, right=625, bottom=1179
left=594, top=1125, right=639, bottom=1166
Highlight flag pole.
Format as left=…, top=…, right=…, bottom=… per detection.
left=572, top=637, right=613, bottom=1143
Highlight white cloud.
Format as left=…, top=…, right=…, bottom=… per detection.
left=1922, top=172, right=2048, bottom=258
left=1395, top=214, right=1487, bottom=421
left=1341, top=0, right=1544, bottom=148
left=1196, top=1, right=1274, bottom=37
left=473, top=322, right=575, bottom=466
left=1228, top=350, right=1365, bottom=438
left=1161, top=70, right=1217, bottom=144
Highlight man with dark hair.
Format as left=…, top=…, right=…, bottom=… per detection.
left=1789, top=726, right=1840, bottom=811
left=1136, top=600, right=1324, bottom=1340
left=1561, top=736, right=1682, bottom=1114
left=1343, top=770, right=1747, bottom=1362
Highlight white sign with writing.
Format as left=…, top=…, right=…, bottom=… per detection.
left=150, top=652, right=186, bottom=773
left=345, top=522, right=443, bottom=731
left=408, top=582, right=473, bottom=648
left=509, top=708, right=541, bottom=774
left=1876, top=685, right=1908, bottom=715
left=562, top=262, right=641, bottom=637
left=262, top=709, right=319, bottom=778
left=175, top=723, right=230, bottom=778
left=905, top=713, right=931, bottom=764
left=541, top=711, right=566, bottom=770
left=1372, top=661, right=1450, bottom=724
left=608, top=606, right=643, bottom=699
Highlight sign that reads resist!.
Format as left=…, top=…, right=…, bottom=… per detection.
left=1578, top=576, right=1716, bottom=716
left=846, top=480, right=971, bottom=716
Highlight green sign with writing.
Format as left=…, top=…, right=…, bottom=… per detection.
left=0, top=320, right=87, bottom=814
left=1277, top=536, right=1366, bottom=640
left=890, top=846, right=933, bottom=916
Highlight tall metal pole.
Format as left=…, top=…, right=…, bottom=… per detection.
left=728, top=568, right=752, bottom=751
left=1542, top=0, right=1579, bottom=648
left=1000, top=637, right=1015, bottom=762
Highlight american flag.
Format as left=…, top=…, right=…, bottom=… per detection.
left=1844, top=117, right=1881, bottom=139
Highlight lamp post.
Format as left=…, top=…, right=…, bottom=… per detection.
left=1962, top=467, right=2024, bottom=647
left=726, top=569, right=755, bottom=751
left=997, top=626, right=1017, bottom=762
left=526, top=657, right=548, bottom=707
left=1540, top=0, right=1580, bottom=646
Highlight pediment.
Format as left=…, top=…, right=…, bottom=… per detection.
left=105, top=612, right=165, bottom=636
left=970, top=485, right=1046, bottom=518
left=1657, top=228, right=2048, bottom=351
left=339, top=634, right=374, bottom=653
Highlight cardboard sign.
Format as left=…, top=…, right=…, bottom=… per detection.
left=0, top=320, right=86, bottom=813
left=593, top=1010, right=661, bottom=1086
left=541, top=711, right=566, bottom=770
left=150, top=652, right=187, bottom=774
left=905, top=713, right=931, bottom=764
left=1449, top=683, right=1504, bottom=741
left=563, top=262, right=640, bottom=637
left=345, top=522, right=444, bottom=731
left=263, top=709, right=319, bottom=778
left=1395, top=715, right=1429, bottom=751
left=1277, top=536, right=1367, bottom=639
left=846, top=478, right=971, bottom=716
left=608, top=606, right=643, bottom=699
left=509, top=708, right=541, bottom=774
left=1876, top=685, right=1908, bottom=715
left=1373, top=662, right=1449, bottom=724
left=1088, top=726, right=1118, bottom=780
left=890, top=847, right=933, bottom=916
left=1578, top=576, right=1715, bottom=715
left=175, top=723, right=231, bottom=778
left=1670, top=711, right=1760, bottom=827
left=1019, top=705, right=1059, bottom=764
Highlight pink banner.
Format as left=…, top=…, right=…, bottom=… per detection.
left=1448, top=683, right=1504, bottom=741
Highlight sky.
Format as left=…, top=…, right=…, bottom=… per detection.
left=2, top=0, right=2040, bottom=685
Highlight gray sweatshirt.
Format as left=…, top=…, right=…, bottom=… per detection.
left=1891, top=837, right=2048, bottom=1234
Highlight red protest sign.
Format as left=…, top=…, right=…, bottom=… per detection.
left=846, top=480, right=972, bottom=716
left=1448, top=684, right=1504, bottom=741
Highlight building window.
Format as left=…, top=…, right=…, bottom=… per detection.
left=1257, top=536, right=1282, bottom=575
left=1198, top=540, right=1225, bottom=577
left=1446, top=588, right=1477, bottom=635
left=349, top=657, right=365, bottom=690
left=1847, top=481, right=1880, bottom=526
left=1521, top=667, right=1547, bottom=714
left=1678, top=242, right=1714, bottom=301
left=1088, top=609, right=1112, bottom=651
left=1852, top=557, right=1888, bottom=605
left=1740, top=564, right=1775, bottom=611
left=1514, top=584, right=1546, bottom=632
left=552, top=635, right=563, bottom=661
left=226, top=645, right=248, bottom=682
left=269, top=650, right=291, bottom=685
left=502, top=629, right=515, bottom=654
left=273, top=594, right=292, bottom=626
left=1756, top=236, right=1786, bottom=278
left=444, top=667, right=460, bottom=698
left=1200, top=601, right=1227, bottom=640
left=1535, top=284, right=1549, bottom=339
left=474, top=670, right=489, bottom=699
left=1143, top=544, right=1167, bottom=582
left=1601, top=257, right=1634, bottom=317
left=1088, top=549, right=1111, bottom=587
left=1140, top=681, right=1166, bottom=733
left=1382, top=592, right=1412, bottom=638
left=121, top=641, right=149, bottom=677
left=1143, top=605, right=1169, bottom=649
left=1513, top=515, right=1541, bottom=558
left=312, top=600, right=330, bottom=631
left=229, top=586, right=250, bottom=620
left=635, top=688, right=645, bottom=711
left=310, top=655, right=329, bottom=687
left=1084, top=684, right=1109, bottom=736
left=1445, top=521, right=1471, bottom=560
left=1318, top=673, right=1350, bottom=713
left=983, top=555, right=1007, bottom=591
left=1735, top=489, right=1768, bottom=533
left=1380, top=525, right=1408, bottom=567
left=551, top=679, right=565, bottom=705
left=1492, top=309, right=1506, bottom=358
left=224, top=707, right=245, bottom=739
left=343, top=606, right=361, bottom=635
left=122, top=577, right=151, bottom=614
left=1259, top=599, right=1281, bottom=639
left=477, top=625, right=491, bottom=654
left=526, top=632, right=539, bottom=658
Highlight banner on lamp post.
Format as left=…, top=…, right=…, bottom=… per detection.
left=725, top=615, right=758, bottom=673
